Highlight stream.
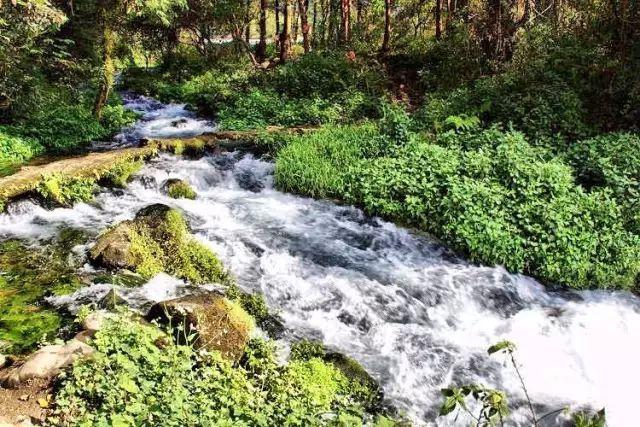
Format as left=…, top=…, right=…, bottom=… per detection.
left=2, top=94, right=640, bottom=426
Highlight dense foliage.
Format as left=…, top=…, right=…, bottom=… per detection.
left=49, top=312, right=388, bottom=426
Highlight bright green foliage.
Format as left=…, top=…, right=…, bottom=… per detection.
left=573, top=409, right=606, bottom=427
left=275, top=124, right=378, bottom=198
left=121, top=52, right=384, bottom=131
left=118, top=208, right=227, bottom=284
left=103, top=158, right=144, bottom=188
left=37, top=173, right=97, bottom=207
left=439, top=385, right=509, bottom=426
left=0, top=128, right=43, bottom=167
left=277, top=125, right=640, bottom=289
left=49, top=313, right=381, bottom=426
left=167, top=180, right=197, bottom=199
left=0, top=230, right=87, bottom=353
left=290, top=340, right=326, bottom=362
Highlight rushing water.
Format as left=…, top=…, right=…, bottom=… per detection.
left=2, top=95, right=640, bottom=426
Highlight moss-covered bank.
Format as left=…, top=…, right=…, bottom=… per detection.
left=0, top=230, right=88, bottom=353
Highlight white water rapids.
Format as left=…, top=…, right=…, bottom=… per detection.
left=2, top=94, right=640, bottom=426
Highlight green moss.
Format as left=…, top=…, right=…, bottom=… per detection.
left=167, top=180, right=197, bottom=199
left=128, top=227, right=165, bottom=278
left=93, top=207, right=228, bottom=285
left=0, top=230, right=88, bottom=353
left=102, top=158, right=144, bottom=188
left=221, top=298, right=255, bottom=333
left=37, top=172, right=97, bottom=207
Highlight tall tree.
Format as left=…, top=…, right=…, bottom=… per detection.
left=92, top=0, right=184, bottom=118
left=435, top=0, right=441, bottom=39
left=340, top=0, right=350, bottom=43
left=298, top=0, right=311, bottom=52
left=245, top=0, right=251, bottom=43
left=381, top=0, right=391, bottom=54
left=275, top=0, right=281, bottom=35
left=257, top=0, right=267, bottom=61
left=280, top=0, right=290, bottom=62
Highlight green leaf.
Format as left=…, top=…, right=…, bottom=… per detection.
left=488, top=340, right=516, bottom=355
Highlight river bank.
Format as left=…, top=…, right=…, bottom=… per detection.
left=0, top=94, right=638, bottom=425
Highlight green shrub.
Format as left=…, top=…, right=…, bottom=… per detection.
left=567, top=132, right=640, bottom=233
left=277, top=125, right=640, bottom=289
left=275, top=124, right=378, bottom=198
left=9, top=93, right=136, bottom=153
left=49, top=312, right=380, bottom=426
left=0, top=128, right=43, bottom=164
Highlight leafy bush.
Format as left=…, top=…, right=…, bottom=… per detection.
left=121, top=53, right=385, bottom=131
left=277, top=125, right=640, bottom=289
left=0, top=128, right=43, bottom=164
left=50, top=312, right=381, bottom=426
left=275, top=124, right=378, bottom=198
left=567, top=132, right=640, bottom=233
left=8, top=93, right=136, bottom=153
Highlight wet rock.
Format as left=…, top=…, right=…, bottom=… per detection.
left=234, top=169, right=264, bottom=193
left=0, top=340, right=94, bottom=388
left=82, top=310, right=113, bottom=332
left=171, top=118, right=189, bottom=128
left=163, top=179, right=197, bottom=200
left=147, top=292, right=253, bottom=361
left=324, top=352, right=382, bottom=406
left=99, top=289, right=127, bottom=310
left=89, top=222, right=138, bottom=271
left=135, top=203, right=174, bottom=227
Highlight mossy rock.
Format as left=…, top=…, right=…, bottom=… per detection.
left=89, top=204, right=227, bottom=284
left=290, top=339, right=383, bottom=410
left=146, top=292, right=253, bottom=361
left=163, top=178, right=197, bottom=200
left=99, top=289, right=127, bottom=310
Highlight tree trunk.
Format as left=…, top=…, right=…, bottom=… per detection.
left=340, top=0, right=351, bottom=43
left=275, top=0, right=281, bottom=35
left=93, top=24, right=115, bottom=119
left=380, top=0, right=391, bottom=54
left=312, top=0, right=318, bottom=47
left=356, top=0, right=363, bottom=24
left=257, top=0, right=267, bottom=61
left=435, top=0, right=442, bottom=39
left=299, top=0, right=311, bottom=53
left=245, top=0, right=251, bottom=44
left=293, top=1, right=299, bottom=43
left=280, top=0, right=290, bottom=62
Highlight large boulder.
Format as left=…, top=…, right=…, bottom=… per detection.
left=88, top=204, right=227, bottom=284
left=147, top=293, right=253, bottom=361
left=0, top=340, right=94, bottom=388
